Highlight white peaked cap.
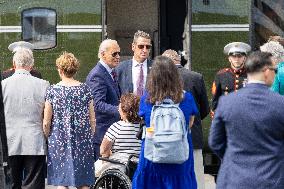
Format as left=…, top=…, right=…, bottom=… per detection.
left=224, top=42, right=251, bottom=55
left=8, top=41, right=34, bottom=53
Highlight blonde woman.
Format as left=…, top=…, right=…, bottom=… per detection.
left=43, top=52, right=95, bottom=189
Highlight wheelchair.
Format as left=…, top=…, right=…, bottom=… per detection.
left=92, top=154, right=139, bottom=189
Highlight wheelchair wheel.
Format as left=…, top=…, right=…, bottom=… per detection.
left=94, top=168, right=131, bottom=189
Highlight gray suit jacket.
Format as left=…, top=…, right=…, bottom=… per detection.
left=115, top=59, right=152, bottom=95
left=2, top=70, right=49, bottom=156
left=209, top=83, right=284, bottom=189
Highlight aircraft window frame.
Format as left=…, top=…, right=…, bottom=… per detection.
left=21, top=7, right=57, bottom=50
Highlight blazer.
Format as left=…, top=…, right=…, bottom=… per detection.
left=2, top=70, right=49, bottom=156
left=209, top=83, right=284, bottom=189
left=115, top=59, right=152, bottom=94
left=86, top=62, right=120, bottom=144
left=177, top=65, right=209, bottom=149
left=0, top=72, right=8, bottom=187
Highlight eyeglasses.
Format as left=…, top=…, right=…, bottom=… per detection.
left=137, top=44, right=152, bottom=50
left=267, top=67, right=278, bottom=74
left=111, top=52, right=120, bottom=57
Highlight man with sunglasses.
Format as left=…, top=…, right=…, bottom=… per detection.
left=116, top=30, right=152, bottom=96
left=209, top=51, right=284, bottom=189
left=211, top=42, right=251, bottom=118
left=86, top=39, right=121, bottom=161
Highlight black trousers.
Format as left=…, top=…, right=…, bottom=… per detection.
left=8, top=155, right=45, bottom=189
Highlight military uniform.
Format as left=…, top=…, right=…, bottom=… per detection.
left=211, top=67, right=247, bottom=111
left=211, top=42, right=251, bottom=117
left=1, top=41, right=42, bottom=80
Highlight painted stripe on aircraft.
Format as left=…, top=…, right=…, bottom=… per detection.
left=0, top=24, right=249, bottom=33
left=192, top=24, right=249, bottom=31
left=0, top=25, right=103, bottom=33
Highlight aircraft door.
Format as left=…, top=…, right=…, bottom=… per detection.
left=105, top=0, right=159, bottom=61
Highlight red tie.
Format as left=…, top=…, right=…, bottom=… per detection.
left=136, top=64, right=144, bottom=96
left=111, top=70, right=117, bottom=82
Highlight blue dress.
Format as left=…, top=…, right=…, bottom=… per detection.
left=132, top=92, right=198, bottom=189
left=271, top=61, right=284, bottom=95
left=46, top=83, right=94, bottom=187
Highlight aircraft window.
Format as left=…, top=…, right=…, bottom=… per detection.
left=22, top=8, right=56, bottom=50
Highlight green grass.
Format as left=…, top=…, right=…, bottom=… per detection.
left=192, top=12, right=248, bottom=25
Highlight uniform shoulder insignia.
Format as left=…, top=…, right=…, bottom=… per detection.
left=217, top=68, right=230, bottom=74
left=211, top=81, right=216, bottom=95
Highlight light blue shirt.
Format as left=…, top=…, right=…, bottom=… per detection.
left=100, top=60, right=115, bottom=80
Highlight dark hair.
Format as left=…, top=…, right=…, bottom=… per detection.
left=146, top=56, right=184, bottom=104
left=120, top=93, right=141, bottom=123
left=245, top=51, right=273, bottom=74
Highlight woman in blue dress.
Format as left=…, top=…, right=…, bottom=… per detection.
left=132, top=56, right=198, bottom=189
left=43, top=52, right=96, bottom=189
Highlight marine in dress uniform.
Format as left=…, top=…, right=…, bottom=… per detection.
left=1, top=41, right=42, bottom=80
left=211, top=42, right=251, bottom=117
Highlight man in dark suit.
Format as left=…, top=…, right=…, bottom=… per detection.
left=86, top=39, right=121, bottom=161
left=209, top=51, right=284, bottom=189
left=162, top=49, right=209, bottom=189
left=116, top=30, right=152, bottom=96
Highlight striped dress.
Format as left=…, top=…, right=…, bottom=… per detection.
left=104, top=120, right=141, bottom=156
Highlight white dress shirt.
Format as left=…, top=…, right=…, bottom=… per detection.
left=132, top=58, right=147, bottom=95
left=100, top=60, right=115, bottom=81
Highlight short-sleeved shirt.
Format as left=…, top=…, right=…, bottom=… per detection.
left=105, top=120, right=141, bottom=156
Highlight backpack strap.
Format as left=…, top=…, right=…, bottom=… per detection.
left=142, top=126, right=146, bottom=139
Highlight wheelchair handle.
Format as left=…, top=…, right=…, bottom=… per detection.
left=98, top=157, right=126, bottom=166
left=128, top=154, right=139, bottom=161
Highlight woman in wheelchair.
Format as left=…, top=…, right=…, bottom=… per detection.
left=95, top=93, right=141, bottom=180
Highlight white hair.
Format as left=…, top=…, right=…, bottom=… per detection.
left=260, top=41, right=284, bottom=63
left=98, top=39, right=118, bottom=59
left=13, top=48, right=34, bottom=68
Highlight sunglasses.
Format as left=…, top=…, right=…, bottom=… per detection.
left=268, top=67, right=278, bottom=74
left=137, top=44, right=152, bottom=50
left=111, top=52, right=120, bottom=57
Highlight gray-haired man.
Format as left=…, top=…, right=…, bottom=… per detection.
left=2, top=48, right=49, bottom=188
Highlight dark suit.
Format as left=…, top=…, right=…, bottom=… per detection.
left=176, top=65, right=209, bottom=149
left=115, top=59, right=152, bottom=94
left=86, top=62, right=120, bottom=160
left=209, top=83, right=284, bottom=189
